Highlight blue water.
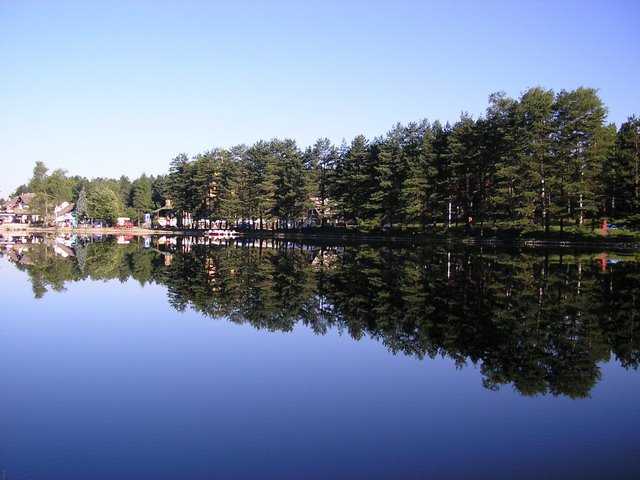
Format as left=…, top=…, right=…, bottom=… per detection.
left=0, top=257, right=638, bottom=479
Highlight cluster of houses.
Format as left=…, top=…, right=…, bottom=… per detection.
left=0, top=193, right=38, bottom=225
left=0, top=193, right=76, bottom=227
left=0, top=193, right=173, bottom=229
left=1, top=192, right=335, bottom=230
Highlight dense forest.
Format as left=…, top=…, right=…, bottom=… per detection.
left=6, top=236, right=639, bottom=398
left=10, top=87, right=640, bottom=234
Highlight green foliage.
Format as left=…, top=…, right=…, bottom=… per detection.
left=87, top=184, right=124, bottom=223
left=400, top=121, right=438, bottom=228
left=333, top=135, right=375, bottom=227
left=118, top=175, right=132, bottom=208
left=304, top=138, right=338, bottom=225
left=25, top=163, right=75, bottom=220
left=604, top=116, right=640, bottom=218
left=551, top=88, right=609, bottom=230
left=264, top=139, right=310, bottom=225
left=130, top=174, right=154, bottom=214
left=151, top=174, right=171, bottom=208
left=27, top=161, right=48, bottom=193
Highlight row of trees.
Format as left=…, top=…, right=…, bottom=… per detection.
left=165, top=87, right=639, bottom=233
left=12, top=87, right=639, bottom=232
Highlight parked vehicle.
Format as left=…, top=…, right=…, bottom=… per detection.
left=606, top=223, right=625, bottom=230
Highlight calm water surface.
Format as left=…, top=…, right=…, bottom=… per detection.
left=0, top=235, right=638, bottom=479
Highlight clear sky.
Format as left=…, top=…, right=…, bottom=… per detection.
left=1, top=0, right=639, bottom=198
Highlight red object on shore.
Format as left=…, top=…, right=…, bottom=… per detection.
left=602, top=219, right=607, bottom=230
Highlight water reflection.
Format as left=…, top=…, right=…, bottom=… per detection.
left=2, top=233, right=638, bottom=398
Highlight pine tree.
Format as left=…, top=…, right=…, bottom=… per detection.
left=515, top=87, right=555, bottom=232
left=430, top=121, right=452, bottom=228
left=551, top=88, right=608, bottom=232
left=304, top=138, right=338, bottom=226
left=265, top=139, right=310, bottom=228
left=168, top=153, right=191, bottom=227
left=118, top=175, right=132, bottom=208
left=446, top=114, right=480, bottom=231
left=131, top=174, right=154, bottom=219
left=246, top=140, right=274, bottom=229
left=400, top=120, right=437, bottom=230
left=371, top=124, right=409, bottom=228
left=333, top=135, right=375, bottom=227
left=75, top=186, right=88, bottom=221
left=605, top=116, right=640, bottom=222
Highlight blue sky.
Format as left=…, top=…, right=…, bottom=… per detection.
left=1, top=0, right=639, bottom=197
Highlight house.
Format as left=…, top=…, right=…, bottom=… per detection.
left=3, top=193, right=38, bottom=223
left=152, top=199, right=177, bottom=227
left=54, top=202, right=76, bottom=225
left=307, top=196, right=337, bottom=226
left=5, top=193, right=36, bottom=212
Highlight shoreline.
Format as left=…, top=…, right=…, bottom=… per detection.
left=2, top=224, right=639, bottom=251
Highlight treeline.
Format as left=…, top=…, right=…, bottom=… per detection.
left=10, top=238, right=640, bottom=398
left=14, top=87, right=640, bottom=232
left=165, top=87, right=639, bottom=233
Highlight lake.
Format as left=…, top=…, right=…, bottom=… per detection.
left=1, top=234, right=638, bottom=479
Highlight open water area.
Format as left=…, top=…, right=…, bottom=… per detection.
left=0, top=234, right=638, bottom=479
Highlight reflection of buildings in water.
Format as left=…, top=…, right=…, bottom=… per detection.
left=311, top=251, right=338, bottom=269
left=53, top=243, right=75, bottom=258
left=5, top=247, right=32, bottom=265
left=0, top=235, right=42, bottom=263
left=53, top=235, right=77, bottom=258
left=0, top=234, right=39, bottom=247
left=116, top=235, right=131, bottom=245
left=169, top=235, right=240, bottom=253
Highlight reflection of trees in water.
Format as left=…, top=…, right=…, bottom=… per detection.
left=12, top=237, right=165, bottom=298
left=11, top=236, right=640, bottom=398
left=161, top=244, right=319, bottom=332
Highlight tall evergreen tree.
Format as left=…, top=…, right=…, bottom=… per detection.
left=75, top=186, right=88, bottom=221
left=131, top=174, right=154, bottom=224
left=430, top=121, right=452, bottom=227
left=605, top=116, right=640, bottom=222
left=118, top=175, right=132, bottom=208
left=551, top=88, right=608, bottom=230
left=371, top=124, right=409, bottom=228
left=515, top=87, right=555, bottom=232
left=168, top=153, right=191, bottom=227
left=264, top=139, right=310, bottom=228
left=490, top=88, right=555, bottom=232
left=400, top=120, right=437, bottom=229
left=446, top=114, right=481, bottom=230
left=333, top=135, right=375, bottom=227
left=305, top=138, right=338, bottom=226
left=27, top=161, right=48, bottom=193
left=245, top=141, right=273, bottom=229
